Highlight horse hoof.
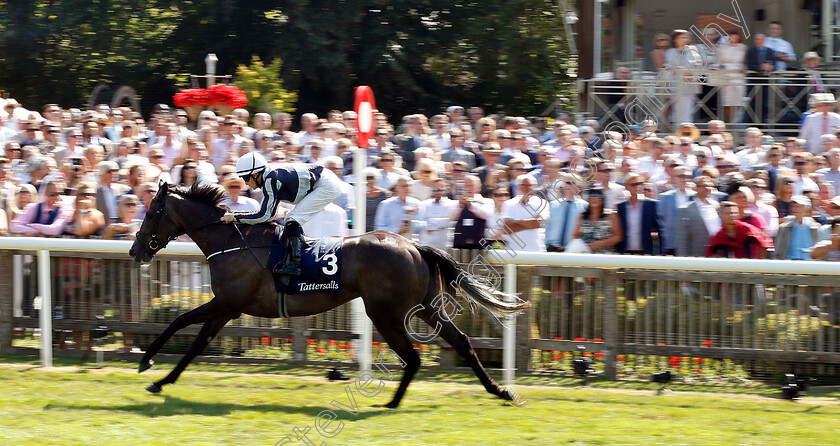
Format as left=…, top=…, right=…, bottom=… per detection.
left=146, top=383, right=162, bottom=394
left=500, top=388, right=526, bottom=405
left=138, top=360, right=153, bottom=373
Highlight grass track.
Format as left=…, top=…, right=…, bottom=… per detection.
left=1, top=355, right=839, bottom=446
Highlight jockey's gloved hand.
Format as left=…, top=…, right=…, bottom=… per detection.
left=221, top=212, right=236, bottom=223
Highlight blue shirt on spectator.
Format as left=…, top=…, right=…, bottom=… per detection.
left=374, top=195, right=420, bottom=233
left=788, top=221, right=813, bottom=260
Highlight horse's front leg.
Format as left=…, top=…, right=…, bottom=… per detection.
left=146, top=314, right=232, bottom=393
left=138, top=301, right=222, bottom=373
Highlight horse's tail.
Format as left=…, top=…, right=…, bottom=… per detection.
left=416, top=245, right=530, bottom=316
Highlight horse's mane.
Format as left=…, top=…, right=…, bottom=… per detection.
left=169, top=183, right=228, bottom=211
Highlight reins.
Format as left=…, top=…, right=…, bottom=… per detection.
left=145, top=189, right=268, bottom=269
left=231, top=223, right=267, bottom=269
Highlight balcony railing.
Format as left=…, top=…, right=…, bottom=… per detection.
left=579, top=70, right=840, bottom=136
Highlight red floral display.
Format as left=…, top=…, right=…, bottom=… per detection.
left=207, top=84, right=248, bottom=109
left=172, top=84, right=248, bottom=109
left=173, top=88, right=212, bottom=108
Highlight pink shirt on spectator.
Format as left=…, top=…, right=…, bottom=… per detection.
left=10, top=201, right=73, bottom=236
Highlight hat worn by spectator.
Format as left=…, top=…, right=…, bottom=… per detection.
left=802, top=51, right=822, bottom=62
left=446, top=106, right=464, bottom=114
left=790, top=195, right=811, bottom=207
left=676, top=122, right=701, bottom=141
left=812, top=93, right=836, bottom=105
left=451, top=161, right=469, bottom=170
left=223, top=176, right=246, bottom=189
left=4, top=99, right=20, bottom=109
left=482, top=142, right=502, bottom=154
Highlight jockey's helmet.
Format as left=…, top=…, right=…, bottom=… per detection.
left=236, top=151, right=267, bottom=181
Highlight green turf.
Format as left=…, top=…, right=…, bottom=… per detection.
left=1, top=355, right=839, bottom=446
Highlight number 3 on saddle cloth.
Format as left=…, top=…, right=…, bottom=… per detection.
left=269, top=226, right=343, bottom=295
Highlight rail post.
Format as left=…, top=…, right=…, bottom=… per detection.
left=602, top=269, right=619, bottom=379
left=0, top=250, right=13, bottom=352
left=38, top=250, right=52, bottom=367
left=503, top=263, right=517, bottom=386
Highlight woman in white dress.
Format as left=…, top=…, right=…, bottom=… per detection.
left=664, top=29, right=703, bottom=127
left=716, top=29, right=748, bottom=123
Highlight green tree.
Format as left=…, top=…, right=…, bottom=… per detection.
left=0, top=1, right=575, bottom=120
left=0, top=0, right=283, bottom=113
left=277, top=0, right=575, bottom=118
left=234, top=56, right=297, bottom=116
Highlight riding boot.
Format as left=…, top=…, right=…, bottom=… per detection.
left=273, top=221, right=303, bottom=276
left=282, top=235, right=303, bottom=276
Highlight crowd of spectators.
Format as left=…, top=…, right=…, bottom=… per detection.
left=640, top=22, right=827, bottom=128
left=3, top=95, right=840, bottom=261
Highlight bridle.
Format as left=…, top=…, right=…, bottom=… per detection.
left=141, top=188, right=229, bottom=255
left=145, top=192, right=180, bottom=252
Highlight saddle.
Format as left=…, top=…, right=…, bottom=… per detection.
left=269, top=226, right=343, bottom=295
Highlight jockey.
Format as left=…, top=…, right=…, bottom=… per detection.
left=221, top=152, right=341, bottom=275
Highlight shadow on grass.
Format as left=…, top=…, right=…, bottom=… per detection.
left=539, top=391, right=828, bottom=413
left=43, top=395, right=417, bottom=419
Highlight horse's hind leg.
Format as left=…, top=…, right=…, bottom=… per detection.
left=367, top=316, right=421, bottom=409
left=417, top=308, right=514, bottom=401
left=146, top=314, right=232, bottom=393
left=139, top=301, right=222, bottom=373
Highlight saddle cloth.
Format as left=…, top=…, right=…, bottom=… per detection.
left=269, top=226, right=343, bottom=295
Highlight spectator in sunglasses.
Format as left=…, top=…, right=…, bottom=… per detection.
left=10, top=177, right=72, bottom=236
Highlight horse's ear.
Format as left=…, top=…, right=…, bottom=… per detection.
left=157, top=181, right=168, bottom=198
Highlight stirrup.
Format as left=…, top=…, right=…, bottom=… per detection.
left=273, top=261, right=301, bottom=276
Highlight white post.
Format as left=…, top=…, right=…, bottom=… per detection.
left=38, top=250, right=52, bottom=367
left=352, top=147, right=372, bottom=374
left=503, top=263, right=517, bottom=386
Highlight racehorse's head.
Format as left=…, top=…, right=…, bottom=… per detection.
left=130, top=182, right=183, bottom=263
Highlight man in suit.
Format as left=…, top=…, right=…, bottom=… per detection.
left=676, top=176, right=720, bottom=256
left=545, top=181, right=588, bottom=251
left=618, top=174, right=663, bottom=255
left=658, top=166, right=696, bottom=255
left=439, top=128, right=477, bottom=170
left=746, top=33, right=776, bottom=121
left=96, top=160, right=129, bottom=223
